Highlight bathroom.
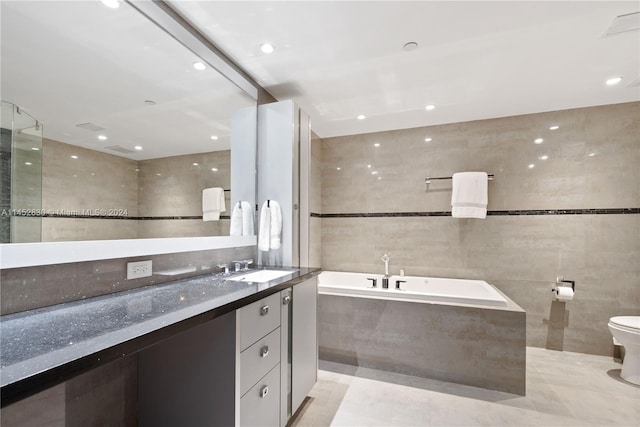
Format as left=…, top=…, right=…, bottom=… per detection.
left=1, top=1, right=639, bottom=426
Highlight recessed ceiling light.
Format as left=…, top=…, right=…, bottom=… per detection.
left=402, top=42, right=418, bottom=52
left=534, top=138, right=544, bottom=144
left=31, top=147, right=40, bottom=151
left=260, top=43, right=275, bottom=54
left=528, top=164, right=535, bottom=169
left=377, top=176, right=382, bottom=180
left=101, top=0, right=120, bottom=9
left=374, top=143, right=380, bottom=147
left=193, top=163, right=199, bottom=166
left=539, top=155, right=549, bottom=160
left=98, top=135, right=107, bottom=141
left=156, top=173, right=162, bottom=176
left=367, top=164, right=372, bottom=168
left=336, top=167, right=341, bottom=171
left=211, top=168, right=218, bottom=172
left=425, top=104, right=436, bottom=111
left=134, top=146, right=143, bottom=151
left=606, top=76, right=623, bottom=86
left=25, top=162, right=32, bottom=166
left=70, top=155, right=78, bottom=159
left=371, top=171, right=378, bottom=175
left=210, top=135, right=219, bottom=140
left=193, top=61, right=206, bottom=71
left=357, top=114, right=366, bottom=120
left=425, top=137, right=432, bottom=142
left=144, top=100, right=156, bottom=106
left=588, top=152, right=596, bottom=157
left=549, top=125, right=559, bottom=130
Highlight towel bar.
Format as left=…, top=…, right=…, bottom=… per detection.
left=425, top=174, right=494, bottom=188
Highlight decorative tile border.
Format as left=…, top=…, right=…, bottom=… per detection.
left=314, top=208, right=640, bottom=218
left=9, top=213, right=231, bottom=220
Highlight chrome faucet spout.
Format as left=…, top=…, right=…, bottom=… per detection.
left=381, top=253, right=390, bottom=276
left=381, top=253, right=390, bottom=288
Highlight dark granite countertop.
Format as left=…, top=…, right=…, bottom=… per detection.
left=0, top=266, right=319, bottom=407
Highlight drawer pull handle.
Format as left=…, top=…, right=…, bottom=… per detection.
left=260, top=346, right=269, bottom=358
left=260, top=305, right=269, bottom=316
left=282, top=295, right=291, bottom=305
left=260, top=385, right=269, bottom=398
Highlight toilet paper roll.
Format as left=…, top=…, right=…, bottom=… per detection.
left=554, top=286, right=574, bottom=301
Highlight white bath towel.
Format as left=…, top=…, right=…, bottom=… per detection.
left=230, top=201, right=254, bottom=236
left=202, top=187, right=226, bottom=221
left=258, top=200, right=282, bottom=251
left=451, top=172, right=488, bottom=219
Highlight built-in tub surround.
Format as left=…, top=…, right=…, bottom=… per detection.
left=318, top=272, right=526, bottom=395
left=318, top=102, right=640, bottom=356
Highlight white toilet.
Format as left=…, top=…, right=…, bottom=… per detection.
left=608, top=316, right=640, bottom=385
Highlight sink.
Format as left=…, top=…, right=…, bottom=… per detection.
left=227, top=270, right=296, bottom=283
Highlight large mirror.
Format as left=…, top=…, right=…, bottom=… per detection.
left=0, top=0, right=257, bottom=244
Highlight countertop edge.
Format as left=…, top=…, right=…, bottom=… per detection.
left=1, top=268, right=321, bottom=408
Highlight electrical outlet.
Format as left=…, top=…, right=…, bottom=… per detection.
left=127, top=260, right=152, bottom=280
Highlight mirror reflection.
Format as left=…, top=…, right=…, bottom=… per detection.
left=0, top=0, right=257, bottom=243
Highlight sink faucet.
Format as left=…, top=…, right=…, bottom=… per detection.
left=232, top=259, right=254, bottom=272
left=217, top=263, right=230, bottom=275
left=381, top=253, right=390, bottom=289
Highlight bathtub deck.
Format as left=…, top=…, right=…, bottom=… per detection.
left=318, top=294, right=526, bottom=395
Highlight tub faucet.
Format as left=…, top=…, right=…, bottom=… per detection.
left=381, top=253, right=390, bottom=289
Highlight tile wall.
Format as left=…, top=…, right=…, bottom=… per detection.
left=0, top=245, right=254, bottom=314
left=309, top=132, right=322, bottom=268
left=38, top=138, right=231, bottom=241
left=317, top=102, right=640, bottom=356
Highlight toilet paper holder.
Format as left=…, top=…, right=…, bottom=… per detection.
left=553, top=276, right=575, bottom=292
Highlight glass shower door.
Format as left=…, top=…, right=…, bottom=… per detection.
left=0, top=101, right=43, bottom=243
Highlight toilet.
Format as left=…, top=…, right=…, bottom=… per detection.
left=608, top=316, right=640, bottom=385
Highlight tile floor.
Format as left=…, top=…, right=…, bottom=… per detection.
left=292, top=347, right=640, bottom=427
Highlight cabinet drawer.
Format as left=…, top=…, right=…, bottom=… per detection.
left=241, top=327, right=281, bottom=396
left=239, top=292, right=281, bottom=351
left=240, top=364, right=280, bottom=427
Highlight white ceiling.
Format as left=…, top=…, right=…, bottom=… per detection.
left=1, top=0, right=254, bottom=160
left=2, top=1, right=638, bottom=156
left=170, top=1, right=640, bottom=138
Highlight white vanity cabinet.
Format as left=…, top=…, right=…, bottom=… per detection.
left=290, top=276, right=318, bottom=414
left=138, top=274, right=318, bottom=427
left=237, top=292, right=282, bottom=426
left=237, top=276, right=318, bottom=427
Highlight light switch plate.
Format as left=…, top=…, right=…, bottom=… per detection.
left=127, top=260, right=152, bottom=280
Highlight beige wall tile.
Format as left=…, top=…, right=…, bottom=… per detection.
left=320, top=102, right=640, bottom=356
left=138, top=151, right=230, bottom=217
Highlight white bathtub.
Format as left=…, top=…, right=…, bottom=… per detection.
left=318, top=271, right=508, bottom=307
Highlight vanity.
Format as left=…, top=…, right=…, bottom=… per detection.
left=1, top=267, right=319, bottom=426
